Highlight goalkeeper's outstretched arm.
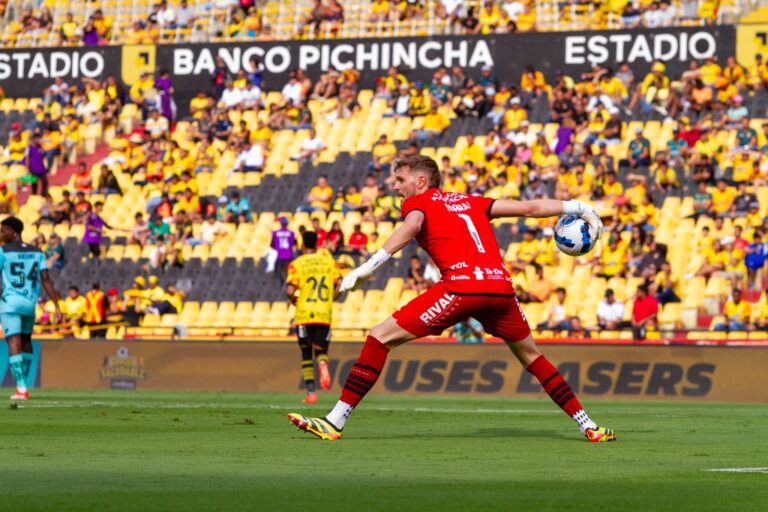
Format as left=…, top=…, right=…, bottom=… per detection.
left=490, top=199, right=604, bottom=242
left=489, top=199, right=592, bottom=219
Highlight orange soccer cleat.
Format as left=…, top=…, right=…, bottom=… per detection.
left=287, top=413, right=342, bottom=440
left=585, top=426, right=616, bottom=443
left=10, top=388, right=29, bottom=401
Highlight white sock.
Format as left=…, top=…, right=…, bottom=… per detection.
left=573, top=409, right=597, bottom=434
left=326, top=400, right=354, bottom=430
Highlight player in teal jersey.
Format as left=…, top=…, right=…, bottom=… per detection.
left=0, top=217, right=62, bottom=400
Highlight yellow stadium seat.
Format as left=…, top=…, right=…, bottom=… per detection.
left=658, top=303, right=681, bottom=328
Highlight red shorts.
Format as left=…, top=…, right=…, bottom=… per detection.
left=393, top=282, right=532, bottom=342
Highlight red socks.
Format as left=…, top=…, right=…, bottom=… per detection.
left=527, top=355, right=583, bottom=417
left=340, top=335, right=389, bottom=406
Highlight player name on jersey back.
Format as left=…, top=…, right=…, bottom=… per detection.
left=402, top=188, right=515, bottom=296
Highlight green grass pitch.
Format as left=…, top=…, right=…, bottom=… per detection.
left=2, top=390, right=767, bottom=511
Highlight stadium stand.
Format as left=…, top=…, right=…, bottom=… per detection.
left=0, top=2, right=767, bottom=341
left=0, top=0, right=762, bottom=46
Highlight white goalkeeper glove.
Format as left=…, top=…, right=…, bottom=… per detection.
left=339, top=249, right=392, bottom=293
left=563, top=200, right=604, bottom=239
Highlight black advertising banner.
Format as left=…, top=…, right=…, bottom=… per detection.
left=159, top=26, right=735, bottom=109
left=0, top=26, right=736, bottom=109
left=0, top=46, right=121, bottom=97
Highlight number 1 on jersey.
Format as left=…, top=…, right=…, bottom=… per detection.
left=457, top=214, right=486, bottom=254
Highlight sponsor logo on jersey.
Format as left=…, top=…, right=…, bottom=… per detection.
left=419, top=292, right=456, bottom=324
left=449, top=262, right=468, bottom=270
left=449, top=275, right=470, bottom=281
left=473, top=267, right=485, bottom=280
left=481, top=266, right=509, bottom=280
left=430, top=190, right=467, bottom=203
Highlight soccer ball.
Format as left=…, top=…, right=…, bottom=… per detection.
left=554, top=215, right=598, bottom=256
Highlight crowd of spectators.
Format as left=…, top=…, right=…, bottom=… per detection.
left=4, top=27, right=766, bottom=338
left=2, top=0, right=732, bottom=46
left=35, top=275, right=187, bottom=337
left=356, top=54, right=768, bottom=334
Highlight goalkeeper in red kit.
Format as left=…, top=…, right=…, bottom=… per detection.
left=288, top=155, right=616, bottom=443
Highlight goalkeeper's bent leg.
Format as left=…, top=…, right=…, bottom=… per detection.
left=507, top=336, right=597, bottom=433
left=325, top=334, right=389, bottom=429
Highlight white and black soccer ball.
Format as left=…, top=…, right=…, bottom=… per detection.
left=554, top=214, right=599, bottom=256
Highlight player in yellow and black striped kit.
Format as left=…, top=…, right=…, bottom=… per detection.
left=286, top=231, right=341, bottom=404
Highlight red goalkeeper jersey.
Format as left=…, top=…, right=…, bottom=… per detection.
left=401, top=188, right=514, bottom=295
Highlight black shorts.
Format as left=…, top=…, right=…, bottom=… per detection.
left=297, top=324, right=330, bottom=345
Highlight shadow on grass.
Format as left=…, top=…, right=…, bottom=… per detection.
left=335, top=428, right=576, bottom=442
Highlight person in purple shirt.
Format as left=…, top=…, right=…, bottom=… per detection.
left=83, top=201, right=123, bottom=259
left=272, top=216, right=296, bottom=281
left=154, top=69, right=176, bottom=122
left=82, top=16, right=100, bottom=45
left=22, top=135, right=48, bottom=196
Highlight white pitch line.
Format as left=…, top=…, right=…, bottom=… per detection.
left=12, top=401, right=559, bottom=415
left=705, top=468, right=768, bottom=474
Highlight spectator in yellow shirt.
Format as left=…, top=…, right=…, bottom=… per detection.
left=407, top=86, right=431, bottom=117
left=414, top=104, right=450, bottom=142
left=698, top=0, right=718, bottom=25
left=129, top=71, right=155, bottom=114
left=696, top=239, right=728, bottom=280
left=699, top=56, right=722, bottom=86
left=124, top=20, right=148, bottom=45
left=521, top=66, right=548, bottom=93
left=299, top=175, right=334, bottom=213
left=60, top=12, right=81, bottom=43
left=0, top=182, right=18, bottom=214
left=753, top=290, right=768, bottom=331
left=747, top=53, right=768, bottom=87
left=459, top=134, right=486, bottom=166
left=511, top=229, right=540, bottom=270
left=596, top=236, right=628, bottom=278
left=63, top=286, right=87, bottom=328
left=654, top=160, right=679, bottom=193
left=691, top=136, right=718, bottom=175
left=368, top=134, right=397, bottom=173
left=443, top=171, right=467, bottom=194
left=722, top=56, right=746, bottom=87
left=535, top=227, right=558, bottom=266
left=630, top=62, right=669, bottom=114
left=190, top=91, right=212, bottom=119
left=504, top=97, right=527, bottom=131
left=731, top=148, right=756, bottom=184
left=715, top=77, right=738, bottom=105
left=624, top=174, right=647, bottom=207
left=515, top=3, right=536, bottom=32
left=475, top=0, right=501, bottom=34
left=93, top=9, right=113, bottom=40
left=4, top=130, right=27, bottom=164
left=602, top=171, right=624, bottom=201
left=714, top=289, right=751, bottom=331
left=711, top=178, right=737, bottom=215
left=369, top=0, right=391, bottom=21
left=41, top=127, right=62, bottom=170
